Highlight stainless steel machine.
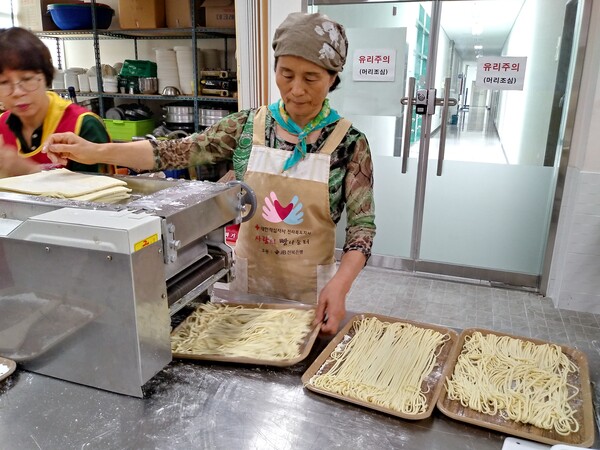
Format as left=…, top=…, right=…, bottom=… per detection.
left=0, top=175, right=255, bottom=397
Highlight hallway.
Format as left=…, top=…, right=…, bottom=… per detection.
left=427, top=105, right=508, bottom=164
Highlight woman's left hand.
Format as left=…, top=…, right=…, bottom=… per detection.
left=0, top=137, right=40, bottom=177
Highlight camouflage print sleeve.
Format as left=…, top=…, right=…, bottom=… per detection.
left=151, top=110, right=251, bottom=171
left=342, top=131, right=376, bottom=261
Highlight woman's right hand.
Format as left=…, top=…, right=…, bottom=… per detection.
left=42, top=132, right=101, bottom=165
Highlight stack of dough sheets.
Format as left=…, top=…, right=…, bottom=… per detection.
left=171, top=302, right=316, bottom=362
left=0, top=168, right=131, bottom=203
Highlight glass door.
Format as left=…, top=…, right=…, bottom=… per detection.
left=308, top=0, right=587, bottom=289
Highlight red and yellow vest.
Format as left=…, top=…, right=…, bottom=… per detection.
left=0, top=91, right=103, bottom=166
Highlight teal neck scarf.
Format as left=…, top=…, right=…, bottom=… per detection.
left=268, top=99, right=341, bottom=171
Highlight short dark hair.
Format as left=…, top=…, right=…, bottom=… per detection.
left=0, top=27, right=55, bottom=88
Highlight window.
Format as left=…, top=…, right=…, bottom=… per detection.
left=0, top=1, right=13, bottom=28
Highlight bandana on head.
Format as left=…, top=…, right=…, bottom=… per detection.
left=272, top=12, right=348, bottom=73
left=268, top=99, right=341, bottom=171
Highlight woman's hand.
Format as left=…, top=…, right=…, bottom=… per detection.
left=42, top=132, right=101, bottom=165
left=314, top=251, right=367, bottom=334
left=314, top=278, right=347, bottom=334
left=0, top=137, right=40, bottom=177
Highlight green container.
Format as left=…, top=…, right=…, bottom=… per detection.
left=104, top=119, right=155, bottom=141
left=119, top=59, right=157, bottom=78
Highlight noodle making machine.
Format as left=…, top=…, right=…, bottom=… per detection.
left=0, top=175, right=255, bottom=397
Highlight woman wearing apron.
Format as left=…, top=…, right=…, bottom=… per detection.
left=0, top=27, right=109, bottom=177
left=43, top=12, right=376, bottom=334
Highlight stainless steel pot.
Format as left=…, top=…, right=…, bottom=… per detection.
left=162, top=105, right=194, bottom=115
left=138, top=77, right=158, bottom=94
left=163, top=113, right=195, bottom=123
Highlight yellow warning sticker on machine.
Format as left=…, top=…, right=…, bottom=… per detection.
left=134, top=234, right=159, bottom=251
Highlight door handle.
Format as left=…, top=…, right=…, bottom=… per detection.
left=399, top=77, right=416, bottom=173
left=436, top=78, right=458, bottom=176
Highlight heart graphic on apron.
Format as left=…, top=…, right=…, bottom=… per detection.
left=274, top=199, right=294, bottom=219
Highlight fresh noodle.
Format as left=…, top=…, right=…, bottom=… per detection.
left=308, top=317, right=449, bottom=415
left=171, top=303, right=315, bottom=361
left=445, top=331, right=580, bottom=435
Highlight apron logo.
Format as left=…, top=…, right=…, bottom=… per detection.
left=263, top=191, right=304, bottom=225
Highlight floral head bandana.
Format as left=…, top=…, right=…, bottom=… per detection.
left=272, top=12, right=348, bottom=72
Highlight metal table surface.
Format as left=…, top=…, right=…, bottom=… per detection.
left=1, top=311, right=599, bottom=450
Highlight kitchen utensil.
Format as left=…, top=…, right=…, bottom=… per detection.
left=163, top=113, right=195, bottom=123
left=47, top=3, right=114, bottom=30
left=105, top=107, right=125, bottom=120
left=162, top=104, right=194, bottom=114
left=161, top=86, right=181, bottom=96
left=138, top=77, right=158, bottom=94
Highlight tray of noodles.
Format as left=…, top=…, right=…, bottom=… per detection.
left=301, top=313, right=460, bottom=420
left=436, top=328, right=594, bottom=447
left=170, top=302, right=321, bottom=367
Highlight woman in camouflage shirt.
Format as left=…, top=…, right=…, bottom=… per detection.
left=154, top=108, right=375, bottom=261
left=44, top=12, right=375, bottom=334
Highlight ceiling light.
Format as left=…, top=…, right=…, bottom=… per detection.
left=474, top=45, right=483, bottom=50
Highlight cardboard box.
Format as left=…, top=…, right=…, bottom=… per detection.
left=166, top=0, right=202, bottom=28
left=17, top=0, right=82, bottom=31
left=202, top=0, right=235, bottom=29
left=118, top=0, right=166, bottom=29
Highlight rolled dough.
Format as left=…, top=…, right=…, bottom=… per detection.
left=0, top=168, right=128, bottom=198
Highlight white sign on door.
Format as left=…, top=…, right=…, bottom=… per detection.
left=352, top=48, right=396, bottom=82
left=476, top=56, right=527, bottom=90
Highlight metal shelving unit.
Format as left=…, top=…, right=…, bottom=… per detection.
left=36, top=0, right=237, bottom=132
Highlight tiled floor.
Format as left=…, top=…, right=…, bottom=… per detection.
left=346, top=266, right=600, bottom=357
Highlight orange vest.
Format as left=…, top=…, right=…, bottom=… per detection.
left=0, top=92, right=101, bottom=166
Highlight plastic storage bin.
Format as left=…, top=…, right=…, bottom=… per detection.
left=104, top=119, right=155, bottom=141
left=47, top=3, right=114, bottom=30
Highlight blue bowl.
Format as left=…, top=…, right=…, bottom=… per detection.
left=47, top=3, right=114, bottom=30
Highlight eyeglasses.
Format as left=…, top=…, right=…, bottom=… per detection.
left=0, top=75, right=43, bottom=96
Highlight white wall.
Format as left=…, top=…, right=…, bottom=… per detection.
left=496, top=0, right=564, bottom=165
left=547, top=0, right=600, bottom=313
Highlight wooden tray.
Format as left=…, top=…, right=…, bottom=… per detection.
left=301, top=313, right=460, bottom=420
left=171, top=302, right=321, bottom=367
left=437, top=328, right=595, bottom=447
left=0, top=356, right=16, bottom=383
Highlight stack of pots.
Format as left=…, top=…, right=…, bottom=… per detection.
left=162, top=103, right=231, bottom=134
left=162, top=103, right=195, bottom=134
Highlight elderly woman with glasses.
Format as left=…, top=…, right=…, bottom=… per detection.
left=0, top=27, right=109, bottom=177
left=44, top=12, right=376, bottom=334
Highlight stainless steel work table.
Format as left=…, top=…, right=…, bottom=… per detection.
left=1, top=313, right=599, bottom=450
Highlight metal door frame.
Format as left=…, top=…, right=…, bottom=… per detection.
left=305, top=0, right=591, bottom=291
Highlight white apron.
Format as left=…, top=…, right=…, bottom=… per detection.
left=233, top=106, right=351, bottom=303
